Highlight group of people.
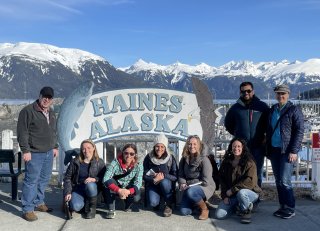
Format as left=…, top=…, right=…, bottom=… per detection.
left=17, top=82, right=304, bottom=224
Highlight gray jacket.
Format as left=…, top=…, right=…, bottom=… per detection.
left=178, top=145, right=216, bottom=200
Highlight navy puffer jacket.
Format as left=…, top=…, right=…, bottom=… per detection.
left=266, top=101, right=304, bottom=155
left=224, top=95, right=269, bottom=148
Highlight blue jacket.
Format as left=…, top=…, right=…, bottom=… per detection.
left=224, top=95, right=269, bottom=148
left=267, top=101, right=304, bottom=155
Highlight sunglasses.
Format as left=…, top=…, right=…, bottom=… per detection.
left=240, top=89, right=253, bottom=94
left=276, top=92, right=287, bottom=95
left=123, top=151, right=135, bottom=156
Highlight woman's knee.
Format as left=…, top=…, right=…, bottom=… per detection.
left=215, top=208, right=228, bottom=220
left=70, top=200, right=84, bottom=212
left=85, top=182, right=98, bottom=197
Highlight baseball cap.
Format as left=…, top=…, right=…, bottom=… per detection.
left=40, top=86, right=54, bottom=98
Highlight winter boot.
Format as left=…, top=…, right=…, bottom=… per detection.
left=84, top=196, right=97, bottom=219
left=197, top=200, right=209, bottom=220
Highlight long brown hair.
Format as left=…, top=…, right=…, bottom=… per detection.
left=182, top=135, right=203, bottom=158
left=79, top=139, right=100, bottom=163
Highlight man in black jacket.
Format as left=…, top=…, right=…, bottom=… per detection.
left=17, top=86, right=59, bottom=222
left=224, top=82, right=269, bottom=187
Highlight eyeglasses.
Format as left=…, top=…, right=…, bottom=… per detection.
left=276, top=92, right=287, bottom=95
left=123, top=151, right=135, bottom=156
left=240, top=89, right=253, bottom=94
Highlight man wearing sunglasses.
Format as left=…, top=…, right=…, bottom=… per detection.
left=266, top=84, right=304, bottom=219
left=224, top=82, right=269, bottom=188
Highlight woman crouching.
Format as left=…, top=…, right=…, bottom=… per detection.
left=63, top=139, right=106, bottom=219
left=103, top=143, right=143, bottom=219
left=178, top=135, right=215, bottom=220
left=215, top=137, right=261, bottom=224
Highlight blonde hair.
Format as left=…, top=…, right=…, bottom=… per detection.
left=182, top=135, right=203, bottom=158
left=79, top=139, right=100, bottom=163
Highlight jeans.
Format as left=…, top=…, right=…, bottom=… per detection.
left=147, top=179, right=174, bottom=207
left=269, top=147, right=295, bottom=209
left=21, top=150, right=54, bottom=213
left=70, top=182, right=98, bottom=211
left=180, top=186, right=205, bottom=216
left=215, top=189, right=259, bottom=219
left=251, top=146, right=265, bottom=187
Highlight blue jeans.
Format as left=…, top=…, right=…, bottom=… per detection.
left=180, top=186, right=205, bottom=216
left=215, top=189, right=259, bottom=219
left=147, top=179, right=174, bottom=207
left=251, top=147, right=265, bottom=187
left=269, top=147, right=295, bottom=209
left=21, top=150, right=54, bottom=213
left=70, top=182, right=98, bottom=211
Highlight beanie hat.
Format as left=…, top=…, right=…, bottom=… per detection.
left=154, top=133, right=168, bottom=150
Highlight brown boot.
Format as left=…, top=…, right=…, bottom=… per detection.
left=197, top=200, right=209, bottom=220
left=22, top=211, right=38, bottom=222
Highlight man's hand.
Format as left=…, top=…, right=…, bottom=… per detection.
left=53, top=148, right=59, bottom=158
left=289, top=153, right=298, bottom=163
left=23, top=152, right=32, bottom=162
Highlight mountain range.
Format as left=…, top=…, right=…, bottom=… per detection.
left=1, top=42, right=320, bottom=99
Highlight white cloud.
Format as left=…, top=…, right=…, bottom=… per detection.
left=0, top=0, right=134, bottom=21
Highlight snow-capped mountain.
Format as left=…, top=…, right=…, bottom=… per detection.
left=0, top=42, right=147, bottom=99
left=121, top=58, right=320, bottom=99
left=1, top=42, right=320, bottom=99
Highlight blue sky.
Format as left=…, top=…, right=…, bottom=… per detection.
left=1, top=0, right=320, bottom=68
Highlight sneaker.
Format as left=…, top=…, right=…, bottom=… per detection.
left=163, top=205, right=172, bottom=217
left=240, top=212, right=251, bottom=224
left=22, top=211, right=38, bottom=222
left=273, top=208, right=285, bottom=217
left=280, top=209, right=295, bottom=219
left=35, top=204, right=53, bottom=213
left=105, top=210, right=116, bottom=219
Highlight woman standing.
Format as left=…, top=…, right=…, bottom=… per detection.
left=143, top=134, right=178, bottom=217
left=103, top=143, right=143, bottom=219
left=63, top=139, right=106, bottom=219
left=215, top=138, right=261, bottom=224
left=178, top=135, right=215, bottom=220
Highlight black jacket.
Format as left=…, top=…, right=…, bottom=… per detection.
left=143, top=152, right=178, bottom=185
left=224, top=96, right=269, bottom=148
left=63, top=157, right=106, bottom=196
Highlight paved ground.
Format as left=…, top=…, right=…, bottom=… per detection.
left=1, top=180, right=320, bottom=231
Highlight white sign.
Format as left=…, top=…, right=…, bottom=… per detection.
left=57, top=82, right=203, bottom=151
